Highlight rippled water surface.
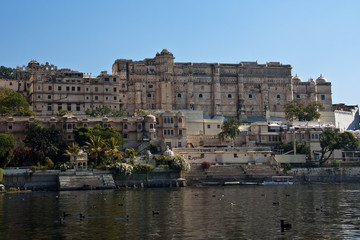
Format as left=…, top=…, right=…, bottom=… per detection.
left=1, top=184, right=360, bottom=239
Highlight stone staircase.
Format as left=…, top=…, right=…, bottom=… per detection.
left=185, top=164, right=280, bottom=185
left=137, top=142, right=150, bottom=154
left=59, top=172, right=116, bottom=190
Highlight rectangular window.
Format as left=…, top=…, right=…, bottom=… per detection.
left=171, top=130, right=174, bottom=135
left=48, top=95, right=51, bottom=99
left=66, top=86, right=70, bottom=91
left=113, top=78, right=116, bottom=82
left=163, top=130, right=167, bottom=135
left=72, top=86, right=75, bottom=91
left=58, top=104, right=62, bottom=110
left=58, top=86, right=61, bottom=91
left=77, top=87, right=81, bottom=91
left=104, top=77, right=109, bottom=82
left=207, top=125, right=211, bottom=129
left=114, top=96, right=117, bottom=100
left=47, top=103, right=52, bottom=111
left=113, top=87, right=117, bottom=92
left=217, top=125, right=220, bottom=129
left=67, top=104, right=71, bottom=111
left=8, top=124, right=12, bottom=130
left=179, top=129, right=183, bottom=135
left=178, top=142, right=182, bottom=148
left=48, top=86, right=52, bottom=90
left=95, top=87, right=98, bottom=92
left=95, top=96, right=98, bottom=100
left=86, top=88, right=89, bottom=92
left=105, top=88, right=109, bottom=92
left=76, top=104, right=80, bottom=111
left=321, top=95, right=325, bottom=100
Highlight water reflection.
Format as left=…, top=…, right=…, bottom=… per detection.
left=0, top=184, right=360, bottom=239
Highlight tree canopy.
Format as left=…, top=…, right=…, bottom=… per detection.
left=0, top=87, right=35, bottom=116
left=73, top=124, right=124, bottom=147
left=284, top=100, right=324, bottom=122
left=218, top=117, right=242, bottom=141
left=319, top=129, right=359, bottom=165
left=277, top=142, right=310, bottom=155
left=85, top=106, right=126, bottom=117
left=0, top=66, right=15, bottom=79
left=0, top=133, right=15, bottom=168
left=24, top=120, right=67, bottom=165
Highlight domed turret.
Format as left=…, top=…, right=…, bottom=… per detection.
left=316, top=74, right=327, bottom=84
left=292, top=74, right=302, bottom=83
left=163, top=146, right=174, bottom=157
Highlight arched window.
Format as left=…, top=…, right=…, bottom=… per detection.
left=147, top=93, right=151, bottom=98
left=249, top=94, right=253, bottom=99
left=228, top=94, right=232, bottom=98
left=178, top=118, right=182, bottom=123
left=124, top=124, right=128, bottom=129
left=138, top=124, right=142, bottom=129
left=150, top=123, right=154, bottom=129
left=199, top=94, right=203, bottom=98
left=177, top=93, right=182, bottom=98
left=277, top=94, right=281, bottom=99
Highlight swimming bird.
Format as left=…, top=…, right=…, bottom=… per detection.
left=152, top=210, right=159, bottom=215
left=63, top=212, right=71, bottom=217
left=58, top=217, right=64, bottom=224
left=280, top=220, right=292, bottom=231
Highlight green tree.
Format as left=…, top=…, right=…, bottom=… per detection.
left=73, top=124, right=124, bottom=147
left=284, top=100, right=324, bottom=122
left=125, top=148, right=138, bottom=161
left=85, top=106, right=126, bottom=117
left=105, top=137, right=124, bottom=164
left=218, top=117, right=242, bottom=141
left=277, top=142, right=310, bottom=155
left=135, top=108, right=154, bottom=117
left=56, top=109, right=72, bottom=117
left=0, top=87, right=35, bottom=116
left=0, top=66, right=15, bottom=79
left=319, top=129, right=359, bottom=166
left=24, top=121, right=67, bottom=164
left=0, top=133, right=15, bottom=168
left=85, top=135, right=105, bottom=166
left=65, top=143, right=80, bottom=158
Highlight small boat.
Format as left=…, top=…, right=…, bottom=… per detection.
left=262, top=176, right=294, bottom=185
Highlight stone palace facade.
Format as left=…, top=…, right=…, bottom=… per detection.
left=1, top=49, right=333, bottom=122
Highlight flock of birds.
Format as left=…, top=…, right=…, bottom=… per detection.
left=53, top=191, right=327, bottom=234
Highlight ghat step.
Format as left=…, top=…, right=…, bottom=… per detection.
left=59, top=174, right=116, bottom=190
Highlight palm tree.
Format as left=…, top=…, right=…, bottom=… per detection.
left=85, top=135, right=105, bottom=166
left=65, top=143, right=80, bottom=157
left=105, top=137, right=123, bottom=164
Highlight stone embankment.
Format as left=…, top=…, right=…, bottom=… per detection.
left=3, top=166, right=360, bottom=191
left=185, top=164, right=280, bottom=185
left=291, top=167, right=360, bottom=183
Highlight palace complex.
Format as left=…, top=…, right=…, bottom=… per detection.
left=1, top=49, right=333, bottom=122
left=1, top=49, right=359, bottom=162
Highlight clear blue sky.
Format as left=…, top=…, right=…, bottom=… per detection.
left=1, top=0, right=359, bottom=105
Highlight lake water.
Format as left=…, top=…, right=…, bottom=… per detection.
left=1, top=184, right=360, bottom=239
